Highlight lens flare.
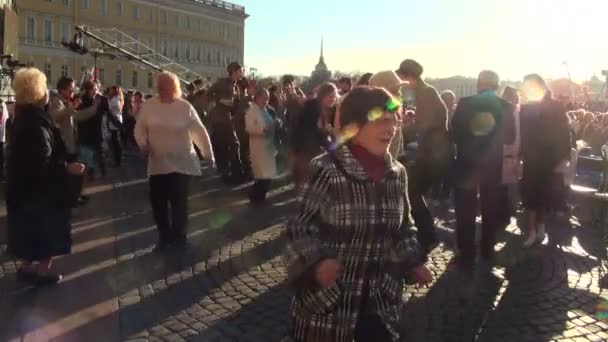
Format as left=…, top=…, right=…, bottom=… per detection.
left=209, top=210, right=232, bottom=229
left=596, top=300, right=608, bottom=321
left=522, top=82, right=546, bottom=102
left=367, top=107, right=384, bottom=122
left=469, top=112, right=496, bottom=136
left=386, top=96, right=402, bottom=113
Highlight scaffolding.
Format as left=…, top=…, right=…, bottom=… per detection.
left=74, top=25, right=204, bottom=86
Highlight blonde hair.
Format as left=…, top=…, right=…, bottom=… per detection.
left=156, top=71, right=182, bottom=99
left=13, top=68, right=48, bottom=105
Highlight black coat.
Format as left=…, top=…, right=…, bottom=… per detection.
left=77, top=95, right=108, bottom=146
left=451, top=92, right=515, bottom=188
left=5, top=104, right=72, bottom=261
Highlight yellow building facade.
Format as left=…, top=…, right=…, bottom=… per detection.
left=17, top=0, right=247, bottom=92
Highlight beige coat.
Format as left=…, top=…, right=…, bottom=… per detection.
left=245, top=104, right=277, bottom=179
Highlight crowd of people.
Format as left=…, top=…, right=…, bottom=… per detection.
left=0, top=57, right=605, bottom=341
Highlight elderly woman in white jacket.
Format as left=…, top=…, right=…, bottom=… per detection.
left=246, top=88, right=277, bottom=204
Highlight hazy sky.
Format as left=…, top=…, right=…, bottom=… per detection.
left=238, top=0, right=607, bottom=81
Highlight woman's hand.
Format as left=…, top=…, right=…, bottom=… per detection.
left=410, top=265, right=433, bottom=285
left=67, top=162, right=86, bottom=175
left=315, top=259, right=342, bottom=288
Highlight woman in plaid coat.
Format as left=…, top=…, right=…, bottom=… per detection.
left=283, top=86, right=432, bottom=342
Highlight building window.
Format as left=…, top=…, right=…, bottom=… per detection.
left=132, top=5, right=139, bottom=19
left=61, top=65, right=68, bottom=78
left=196, top=19, right=201, bottom=32
left=98, top=68, right=105, bottom=83
left=81, top=0, right=89, bottom=9
left=132, top=71, right=138, bottom=87
left=149, top=8, right=154, bottom=23
left=44, top=64, right=52, bottom=83
left=197, top=46, right=202, bottom=62
left=26, top=17, right=35, bottom=43
left=206, top=48, right=211, bottom=65
left=147, top=37, right=154, bottom=50
left=161, top=11, right=167, bottom=25
left=147, top=72, right=153, bottom=89
left=186, top=16, right=191, bottom=30
left=161, top=38, right=167, bottom=56
left=116, top=0, right=123, bottom=15
left=175, top=15, right=180, bottom=28
left=44, top=19, right=52, bottom=43
left=61, top=22, right=70, bottom=42
left=63, top=0, right=69, bottom=5
left=216, top=49, right=220, bottom=65
left=81, top=65, right=87, bottom=74
left=185, top=43, right=190, bottom=61
left=116, top=70, right=122, bottom=86
left=99, top=0, right=106, bottom=16
left=174, top=41, right=179, bottom=59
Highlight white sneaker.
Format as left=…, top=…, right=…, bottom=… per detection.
left=536, top=224, right=546, bottom=243
left=523, top=230, right=537, bottom=248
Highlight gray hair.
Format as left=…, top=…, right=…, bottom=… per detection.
left=478, top=70, right=500, bottom=91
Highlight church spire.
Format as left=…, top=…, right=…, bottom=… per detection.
left=320, top=36, right=324, bottom=60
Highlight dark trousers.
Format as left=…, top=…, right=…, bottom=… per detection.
left=211, top=123, right=242, bottom=179
left=454, top=181, right=507, bottom=266
left=408, top=162, right=438, bottom=248
left=0, top=141, right=4, bottom=179
left=354, top=314, right=391, bottom=341
left=149, top=173, right=190, bottom=245
left=249, top=179, right=271, bottom=203
left=237, top=131, right=251, bottom=178
left=66, top=153, right=83, bottom=205
left=109, top=130, right=122, bottom=167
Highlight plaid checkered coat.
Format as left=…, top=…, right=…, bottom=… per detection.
left=283, top=144, right=424, bottom=342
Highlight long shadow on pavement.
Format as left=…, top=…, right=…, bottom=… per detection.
left=0, top=186, right=295, bottom=341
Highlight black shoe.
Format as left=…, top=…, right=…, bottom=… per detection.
left=153, top=243, right=170, bottom=253
left=35, top=273, right=63, bottom=286
left=17, top=268, right=37, bottom=282
left=171, top=236, right=188, bottom=248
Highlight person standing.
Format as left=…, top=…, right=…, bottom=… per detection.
left=0, top=100, right=7, bottom=180
left=48, top=77, right=98, bottom=206
left=135, top=72, right=214, bottom=252
left=450, top=70, right=515, bottom=273
left=7, top=68, right=85, bottom=285
left=396, top=59, right=450, bottom=253
left=519, top=74, right=571, bottom=247
left=208, top=62, right=244, bottom=184
left=283, top=86, right=431, bottom=342
left=289, top=82, right=338, bottom=188
left=245, top=88, right=277, bottom=204
left=368, top=70, right=407, bottom=159
left=108, top=86, right=124, bottom=167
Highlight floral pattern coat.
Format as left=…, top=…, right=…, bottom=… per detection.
left=283, top=144, right=424, bottom=342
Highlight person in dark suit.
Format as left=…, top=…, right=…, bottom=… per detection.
left=450, top=70, right=515, bottom=274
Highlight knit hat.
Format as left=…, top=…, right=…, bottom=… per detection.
left=397, top=59, right=423, bottom=79
left=369, top=71, right=407, bottom=95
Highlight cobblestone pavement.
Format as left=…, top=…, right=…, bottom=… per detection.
left=1, top=159, right=608, bottom=341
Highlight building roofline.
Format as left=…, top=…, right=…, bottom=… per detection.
left=188, top=0, right=248, bottom=19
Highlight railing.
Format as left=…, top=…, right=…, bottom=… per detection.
left=192, top=0, right=246, bottom=14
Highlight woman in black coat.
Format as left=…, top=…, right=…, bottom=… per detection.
left=289, top=82, right=338, bottom=187
left=6, top=68, right=85, bottom=285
